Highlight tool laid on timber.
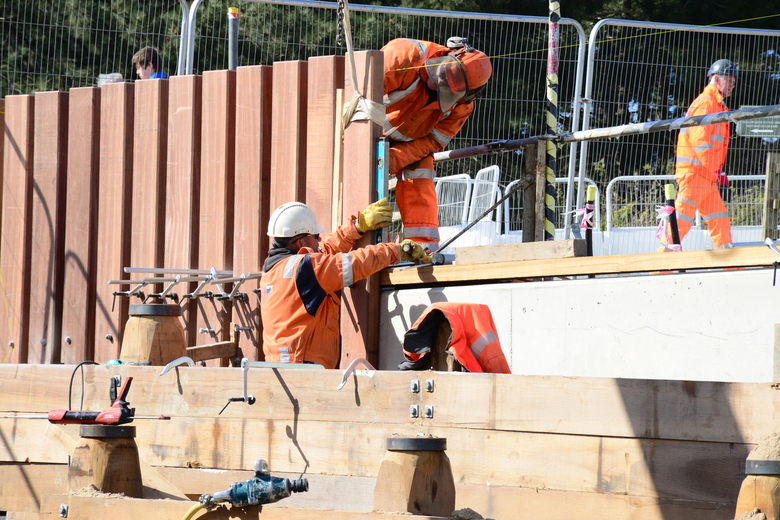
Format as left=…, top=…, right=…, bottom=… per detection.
left=218, top=358, right=257, bottom=415
left=397, top=180, right=529, bottom=271
left=5, top=376, right=170, bottom=425
left=198, top=459, right=308, bottom=510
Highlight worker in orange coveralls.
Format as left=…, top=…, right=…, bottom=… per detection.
left=382, top=36, right=492, bottom=250
left=260, top=200, right=428, bottom=369
left=667, top=59, right=737, bottom=250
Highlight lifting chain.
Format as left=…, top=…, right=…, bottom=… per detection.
left=336, top=0, right=345, bottom=46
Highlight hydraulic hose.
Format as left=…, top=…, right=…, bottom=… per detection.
left=180, top=502, right=203, bottom=520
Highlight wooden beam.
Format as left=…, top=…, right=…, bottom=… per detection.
left=94, top=82, right=134, bottom=362
left=455, top=239, right=586, bottom=264
left=61, top=87, right=101, bottom=364
left=39, top=495, right=451, bottom=520
left=0, top=95, right=35, bottom=364
left=382, top=243, right=780, bottom=286
left=270, top=61, right=307, bottom=208
left=186, top=340, right=236, bottom=363
left=0, top=364, right=775, bottom=445
left=3, top=469, right=734, bottom=520
left=233, top=65, right=273, bottom=359
left=164, top=75, right=202, bottom=347
left=28, top=91, right=69, bottom=364
left=339, top=50, right=383, bottom=369
left=130, top=79, right=168, bottom=283
left=306, top=56, right=344, bottom=226
left=196, top=70, right=236, bottom=355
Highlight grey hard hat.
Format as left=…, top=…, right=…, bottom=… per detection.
left=707, top=59, right=738, bottom=78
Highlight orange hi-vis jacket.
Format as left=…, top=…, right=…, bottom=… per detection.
left=382, top=38, right=476, bottom=243
left=260, top=221, right=400, bottom=369
left=401, top=302, right=511, bottom=374
left=673, top=83, right=732, bottom=248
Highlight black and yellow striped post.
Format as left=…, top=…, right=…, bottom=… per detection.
left=544, top=0, right=561, bottom=241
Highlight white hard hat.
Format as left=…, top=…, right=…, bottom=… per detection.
left=267, top=202, right=325, bottom=238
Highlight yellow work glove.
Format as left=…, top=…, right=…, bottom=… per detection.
left=358, top=198, right=393, bottom=233
left=399, top=239, right=432, bottom=264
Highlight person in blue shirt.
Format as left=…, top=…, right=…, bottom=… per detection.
left=132, top=47, right=168, bottom=80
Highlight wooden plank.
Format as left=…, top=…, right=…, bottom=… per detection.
left=455, top=238, right=586, bottom=265
left=27, top=91, right=68, bottom=364
left=0, top=465, right=738, bottom=520
left=339, top=51, right=383, bottom=369
left=13, top=462, right=732, bottom=520
left=94, top=82, right=134, bottom=362
left=382, top=243, right=780, bottom=286
left=454, top=483, right=734, bottom=520
left=0, top=364, right=776, bottom=446
left=60, top=88, right=100, bottom=364
left=186, top=340, right=236, bottom=362
left=233, top=65, right=273, bottom=359
left=0, top=95, right=35, bottom=364
left=164, top=75, right=202, bottom=347
left=130, top=79, right=168, bottom=280
left=40, top=495, right=450, bottom=520
left=0, top=367, right=761, bottom=503
left=270, top=61, right=307, bottom=208
left=0, top=463, right=69, bottom=513
left=195, top=70, right=236, bottom=353
left=0, top=414, right=746, bottom=504
left=305, top=56, right=344, bottom=226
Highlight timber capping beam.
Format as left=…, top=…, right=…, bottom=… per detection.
left=381, top=244, right=780, bottom=286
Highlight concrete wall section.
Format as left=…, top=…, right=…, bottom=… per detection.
left=380, top=269, right=780, bottom=383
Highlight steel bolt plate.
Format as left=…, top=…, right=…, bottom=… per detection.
left=80, top=425, right=137, bottom=438
left=746, top=459, right=780, bottom=475
left=386, top=437, right=447, bottom=451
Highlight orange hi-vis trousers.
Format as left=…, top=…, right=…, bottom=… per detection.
left=670, top=173, right=733, bottom=248
left=395, top=155, right=439, bottom=245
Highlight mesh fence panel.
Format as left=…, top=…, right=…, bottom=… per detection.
left=581, top=20, right=780, bottom=235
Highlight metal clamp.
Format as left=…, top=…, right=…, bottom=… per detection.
left=337, top=357, right=376, bottom=390
left=219, top=358, right=256, bottom=414
left=158, top=356, right=196, bottom=376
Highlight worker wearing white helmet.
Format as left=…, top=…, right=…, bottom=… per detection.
left=260, top=200, right=428, bottom=368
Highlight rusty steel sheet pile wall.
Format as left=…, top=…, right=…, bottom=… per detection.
left=0, top=57, right=369, bottom=366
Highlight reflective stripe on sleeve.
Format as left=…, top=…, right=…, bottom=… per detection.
left=342, top=253, right=354, bottom=287
left=431, top=128, right=452, bottom=147
left=384, top=77, right=421, bottom=107
left=693, top=143, right=712, bottom=153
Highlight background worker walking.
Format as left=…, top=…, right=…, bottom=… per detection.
left=382, top=36, right=492, bottom=250
left=667, top=59, right=737, bottom=250
left=260, top=200, right=429, bottom=369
